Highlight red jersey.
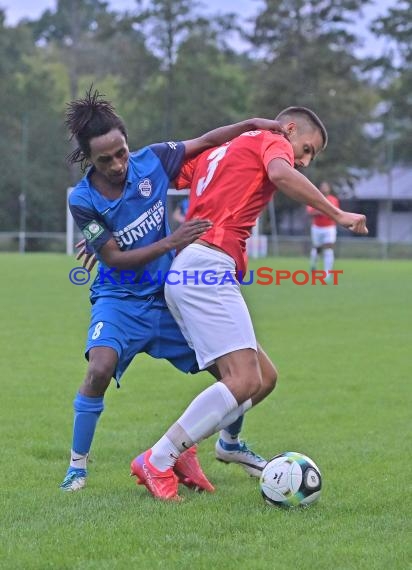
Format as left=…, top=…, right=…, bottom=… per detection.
left=306, top=195, right=340, bottom=227
left=175, top=131, right=294, bottom=275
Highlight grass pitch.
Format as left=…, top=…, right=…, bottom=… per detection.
left=1, top=254, right=411, bottom=569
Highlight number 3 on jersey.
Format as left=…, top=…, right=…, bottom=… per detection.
left=196, top=144, right=229, bottom=196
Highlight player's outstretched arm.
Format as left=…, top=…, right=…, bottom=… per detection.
left=79, top=219, right=213, bottom=271
left=183, top=118, right=288, bottom=158
left=306, top=206, right=320, bottom=217
left=268, top=159, right=368, bottom=235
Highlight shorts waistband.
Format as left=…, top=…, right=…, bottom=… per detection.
left=185, top=243, right=235, bottom=265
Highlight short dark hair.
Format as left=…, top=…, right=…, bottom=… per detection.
left=65, top=86, right=128, bottom=167
left=276, top=106, right=328, bottom=149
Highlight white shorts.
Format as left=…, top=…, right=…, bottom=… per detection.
left=311, top=225, right=337, bottom=248
left=164, top=244, right=257, bottom=370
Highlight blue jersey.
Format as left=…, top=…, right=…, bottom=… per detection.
left=69, top=142, right=185, bottom=301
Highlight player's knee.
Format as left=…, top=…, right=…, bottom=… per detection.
left=242, top=355, right=262, bottom=394
left=247, top=376, right=262, bottom=397
left=224, top=367, right=262, bottom=402
left=246, top=365, right=264, bottom=399
left=219, top=350, right=262, bottom=402
left=84, top=361, right=113, bottom=395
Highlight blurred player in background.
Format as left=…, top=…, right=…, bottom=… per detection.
left=131, top=106, right=368, bottom=501
left=307, top=181, right=340, bottom=281
left=172, top=197, right=189, bottom=225
left=61, top=87, right=286, bottom=492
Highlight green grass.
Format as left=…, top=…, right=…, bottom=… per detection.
left=1, top=254, right=411, bottom=569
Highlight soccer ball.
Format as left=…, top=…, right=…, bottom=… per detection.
left=260, top=451, right=322, bottom=508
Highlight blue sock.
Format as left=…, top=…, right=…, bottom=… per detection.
left=220, top=414, right=244, bottom=445
left=72, top=393, right=104, bottom=455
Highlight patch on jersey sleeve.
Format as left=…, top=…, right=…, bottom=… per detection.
left=82, top=220, right=104, bottom=242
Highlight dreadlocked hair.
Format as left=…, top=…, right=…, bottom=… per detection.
left=65, top=86, right=128, bottom=169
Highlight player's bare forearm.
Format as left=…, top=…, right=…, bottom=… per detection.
left=269, top=161, right=340, bottom=218
left=183, top=118, right=287, bottom=158
left=75, top=239, right=169, bottom=271
left=99, top=238, right=171, bottom=270
left=268, top=160, right=368, bottom=234
left=99, top=219, right=213, bottom=270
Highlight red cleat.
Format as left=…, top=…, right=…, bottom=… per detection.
left=174, top=445, right=215, bottom=493
left=130, top=449, right=181, bottom=501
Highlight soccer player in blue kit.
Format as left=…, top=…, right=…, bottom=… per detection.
left=60, top=88, right=284, bottom=492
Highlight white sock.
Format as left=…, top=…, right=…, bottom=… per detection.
left=150, top=383, right=238, bottom=471
left=310, top=248, right=318, bottom=270
left=217, top=399, right=253, bottom=445
left=323, top=248, right=334, bottom=274
left=70, top=449, right=87, bottom=470
left=148, top=437, right=181, bottom=472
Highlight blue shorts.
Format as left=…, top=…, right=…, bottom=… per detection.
left=86, top=294, right=199, bottom=383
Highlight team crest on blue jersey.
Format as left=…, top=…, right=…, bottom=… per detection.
left=138, top=178, right=152, bottom=198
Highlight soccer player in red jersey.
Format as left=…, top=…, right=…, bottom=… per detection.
left=131, top=107, right=368, bottom=500
left=62, top=88, right=291, bottom=493
left=306, top=181, right=340, bottom=280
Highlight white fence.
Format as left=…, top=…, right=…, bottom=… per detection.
left=1, top=231, right=410, bottom=259
left=1, top=188, right=409, bottom=259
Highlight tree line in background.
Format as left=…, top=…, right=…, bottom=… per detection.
left=0, top=0, right=411, bottom=236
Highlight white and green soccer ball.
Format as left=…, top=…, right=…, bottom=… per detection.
left=260, top=451, right=322, bottom=508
